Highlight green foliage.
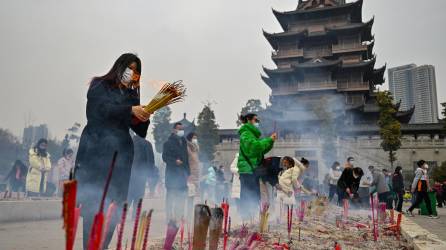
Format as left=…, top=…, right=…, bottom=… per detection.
left=377, top=91, right=402, bottom=168
left=236, top=99, right=264, bottom=126
left=432, top=161, right=446, bottom=182
left=0, top=129, right=26, bottom=175
left=196, top=103, right=219, bottom=163
left=152, top=107, right=172, bottom=153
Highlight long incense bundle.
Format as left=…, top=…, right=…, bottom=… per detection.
left=143, top=80, right=186, bottom=114
left=131, top=198, right=143, bottom=250
left=62, top=179, right=77, bottom=250
left=286, top=205, right=293, bottom=241
left=187, top=223, right=192, bottom=250
left=141, top=209, right=153, bottom=250
left=135, top=211, right=147, bottom=249
left=378, top=202, right=386, bottom=223
left=116, top=203, right=128, bottom=250
left=179, top=219, right=185, bottom=249
left=259, top=202, right=269, bottom=233
left=221, top=199, right=230, bottom=250
left=342, top=199, right=349, bottom=223
left=370, top=194, right=378, bottom=241
left=88, top=152, right=118, bottom=250
left=209, top=207, right=224, bottom=250
left=163, top=220, right=179, bottom=250
left=246, top=232, right=263, bottom=247
left=192, top=204, right=211, bottom=250
left=99, top=202, right=117, bottom=250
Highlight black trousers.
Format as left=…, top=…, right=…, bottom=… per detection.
left=409, top=191, right=433, bottom=215
left=239, top=173, right=260, bottom=221
left=378, top=192, right=393, bottom=209
left=328, top=184, right=337, bottom=201
left=395, top=192, right=404, bottom=212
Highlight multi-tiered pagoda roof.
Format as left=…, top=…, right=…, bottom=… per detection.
left=261, top=0, right=413, bottom=129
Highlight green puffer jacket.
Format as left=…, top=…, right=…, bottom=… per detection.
left=237, top=123, right=274, bottom=174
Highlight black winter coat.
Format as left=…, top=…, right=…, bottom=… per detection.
left=337, top=168, right=361, bottom=194
left=162, top=134, right=190, bottom=189
left=75, top=80, right=149, bottom=213
left=392, top=173, right=404, bottom=193
left=127, top=135, right=155, bottom=203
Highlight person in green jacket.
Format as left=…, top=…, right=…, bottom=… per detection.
left=237, top=113, right=276, bottom=220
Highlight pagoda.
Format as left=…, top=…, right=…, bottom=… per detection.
left=261, top=0, right=413, bottom=136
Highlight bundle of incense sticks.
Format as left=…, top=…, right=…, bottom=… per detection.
left=370, top=194, right=378, bottom=241
left=99, top=202, right=117, bottom=250
left=163, top=220, right=179, bottom=250
left=179, top=219, right=185, bottom=249
left=390, top=209, right=395, bottom=224
left=221, top=199, right=230, bottom=250
left=287, top=205, right=293, bottom=241
left=259, top=202, right=269, bottom=233
left=298, top=200, right=305, bottom=222
left=62, top=178, right=78, bottom=250
left=187, top=223, right=192, bottom=250
left=246, top=232, right=263, bottom=248
left=141, top=209, right=154, bottom=250
left=143, top=80, right=186, bottom=114
left=130, top=198, right=143, bottom=250
left=192, top=204, right=211, bottom=250
left=378, top=202, right=386, bottom=223
left=88, top=152, right=118, bottom=250
left=135, top=210, right=147, bottom=249
left=116, top=203, right=128, bottom=250
left=209, top=207, right=224, bottom=250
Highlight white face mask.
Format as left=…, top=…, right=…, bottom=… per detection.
left=254, top=122, right=260, bottom=128
left=336, top=166, right=341, bottom=170
left=121, top=67, right=133, bottom=85
left=423, top=164, right=429, bottom=170
left=176, top=130, right=185, bottom=137
left=192, top=138, right=198, bottom=145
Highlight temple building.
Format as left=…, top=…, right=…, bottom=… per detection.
left=261, top=0, right=413, bottom=136
left=214, top=0, right=445, bottom=184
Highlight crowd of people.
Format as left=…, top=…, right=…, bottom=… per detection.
left=2, top=53, right=445, bottom=250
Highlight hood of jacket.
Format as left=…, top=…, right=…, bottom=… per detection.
left=238, top=123, right=261, bottom=138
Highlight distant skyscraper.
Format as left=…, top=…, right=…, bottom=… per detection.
left=23, top=124, right=48, bottom=148
left=388, top=64, right=438, bottom=124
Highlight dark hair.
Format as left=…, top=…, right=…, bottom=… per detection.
left=186, top=132, right=197, bottom=141
left=173, top=122, right=183, bottom=129
left=394, top=166, right=402, bottom=173
left=13, top=160, right=27, bottom=171
left=90, top=53, right=141, bottom=88
left=353, top=167, right=364, bottom=177
left=282, top=156, right=295, bottom=167
left=300, top=157, right=309, bottom=167
left=347, top=157, right=354, bottom=162
left=331, top=161, right=340, bottom=170
left=382, top=169, right=388, bottom=173
left=417, top=160, right=426, bottom=167
left=63, top=148, right=74, bottom=157
left=34, top=138, right=48, bottom=157
left=239, top=113, right=257, bottom=124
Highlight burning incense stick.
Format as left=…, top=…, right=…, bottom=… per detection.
left=192, top=204, right=211, bottom=250
left=141, top=209, right=153, bottom=250
left=259, top=202, right=269, bottom=233
left=130, top=198, right=143, bottom=250
left=209, top=207, right=224, bottom=250
left=88, top=152, right=118, bottom=250
left=370, top=194, right=378, bottom=241
left=221, top=199, right=230, bottom=250
left=163, top=220, right=179, bottom=250
left=116, top=203, right=128, bottom=250
left=135, top=211, right=147, bottom=249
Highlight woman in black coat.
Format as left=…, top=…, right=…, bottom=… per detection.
left=75, top=53, right=151, bottom=249
left=392, top=166, right=405, bottom=212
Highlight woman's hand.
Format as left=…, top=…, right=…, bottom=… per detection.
left=271, top=132, right=277, bottom=141
left=132, top=105, right=151, bottom=122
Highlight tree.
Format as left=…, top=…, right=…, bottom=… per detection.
left=196, top=103, right=220, bottom=163
left=0, top=128, right=25, bottom=175
left=377, top=91, right=402, bottom=168
left=236, top=99, right=264, bottom=126
left=432, top=161, right=446, bottom=182
left=152, top=106, right=172, bottom=153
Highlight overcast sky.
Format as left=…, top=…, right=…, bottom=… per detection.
left=0, top=0, right=445, bottom=139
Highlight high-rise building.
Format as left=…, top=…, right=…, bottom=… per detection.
left=388, top=64, right=438, bottom=124
left=23, top=124, right=48, bottom=148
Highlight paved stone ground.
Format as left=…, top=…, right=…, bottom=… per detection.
left=0, top=198, right=167, bottom=250
left=405, top=205, right=446, bottom=242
